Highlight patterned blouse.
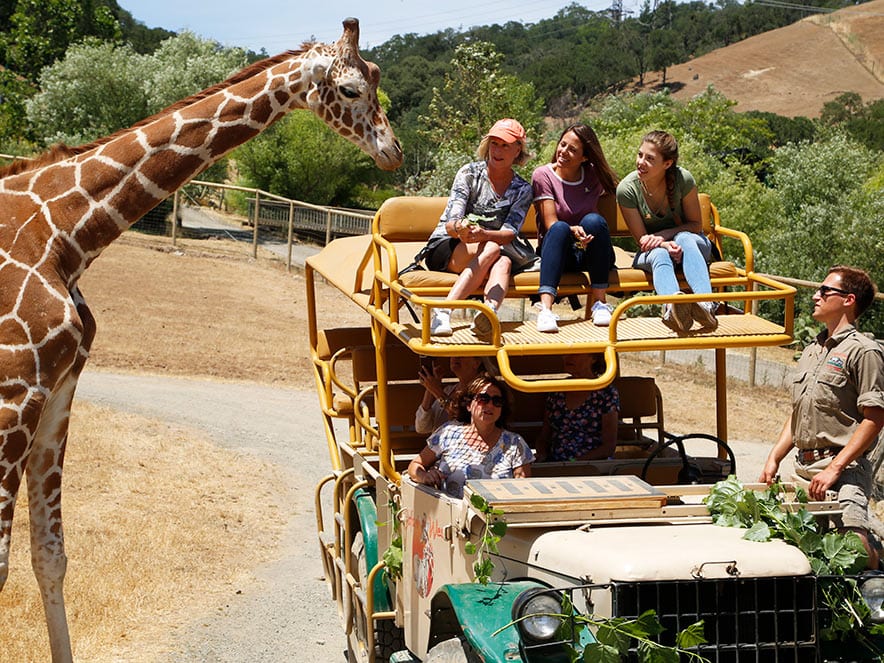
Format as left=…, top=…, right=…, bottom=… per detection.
left=545, top=385, right=619, bottom=461
left=426, top=421, right=534, bottom=481
left=427, top=160, right=533, bottom=242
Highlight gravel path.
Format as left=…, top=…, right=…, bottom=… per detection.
left=75, top=370, right=348, bottom=662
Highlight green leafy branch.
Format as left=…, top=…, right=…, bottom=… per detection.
left=464, top=493, right=507, bottom=585
left=382, top=532, right=403, bottom=582
left=704, top=477, right=879, bottom=644
left=379, top=495, right=403, bottom=582
left=500, top=601, right=709, bottom=663
left=580, top=610, right=708, bottom=663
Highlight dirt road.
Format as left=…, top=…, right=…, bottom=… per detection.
left=75, top=370, right=348, bottom=662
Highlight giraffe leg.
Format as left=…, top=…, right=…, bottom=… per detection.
left=27, top=374, right=78, bottom=663
left=1, top=398, right=35, bottom=593
left=0, top=443, right=26, bottom=592
left=26, top=292, right=93, bottom=663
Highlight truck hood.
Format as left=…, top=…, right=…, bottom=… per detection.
left=528, top=523, right=811, bottom=583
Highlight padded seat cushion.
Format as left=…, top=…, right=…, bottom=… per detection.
left=397, top=260, right=738, bottom=291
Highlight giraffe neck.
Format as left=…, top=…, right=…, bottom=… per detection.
left=2, top=45, right=331, bottom=284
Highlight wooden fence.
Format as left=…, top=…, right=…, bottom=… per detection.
left=171, top=180, right=373, bottom=269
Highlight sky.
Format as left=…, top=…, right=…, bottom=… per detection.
left=117, top=0, right=622, bottom=54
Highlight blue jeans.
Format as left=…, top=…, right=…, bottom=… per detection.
left=538, top=214, right=614, bottom=298
left=633, top=231, right=713, bottom=295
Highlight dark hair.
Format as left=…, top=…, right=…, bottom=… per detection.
left=829, top=265, right=878, bottom=317
left=552, top=123, right=619, bottom=194
left=456, top=375, right=513, bottom=428
left=641, top=130, right=682, bottom=224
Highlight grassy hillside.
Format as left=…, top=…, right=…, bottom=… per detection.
left=629, top=0, right=884, bottom=117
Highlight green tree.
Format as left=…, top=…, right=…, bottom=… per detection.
left=763, top=133, right=883, bottom=336
left=24, top=33, right=245, bottom=146
left=417, top=40, right=544, bottom=193
left=744, top=110, right=816, bottom=148
left=144, top=31, right=246, bottom=111
left=648, top=28, right=683, bottom=85
left=26, top=39, right=149, bottom=145
left=592, top=88, right=771, bottom=162
left=0, top=65, right=36, bottom=145
left=1, top=0, right=122, bottom=80
left=3, top=0, right=83, bottom=79
left=820, top=92, right=884, bottom=152
left=232, top=110, right=377, bottom=207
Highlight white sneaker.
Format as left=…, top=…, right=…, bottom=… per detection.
left=590, top=300, right=613, bottom=326
left=691, top=301, right=719, bottom=332
left=430, top=309, right=452, bottom=336
left=536, top=307, right=558, bottom=333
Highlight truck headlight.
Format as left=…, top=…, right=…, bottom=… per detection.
left=512, top=589, right=563, bottom=643
left=860, top=574, right=884, bottom=623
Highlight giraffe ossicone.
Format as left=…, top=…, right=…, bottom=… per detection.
left=0, top=18, right=400, bottom=663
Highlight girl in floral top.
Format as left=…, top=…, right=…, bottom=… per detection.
left=536, top=353, right=619, bottom=462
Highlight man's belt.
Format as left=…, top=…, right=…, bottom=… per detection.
left=796, top=447, right=841, bottom=464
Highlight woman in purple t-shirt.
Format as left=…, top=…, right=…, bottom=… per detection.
left=531, top=124, right=619, bottom=332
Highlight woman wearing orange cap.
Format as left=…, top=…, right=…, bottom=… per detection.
left=421, top=119, right=533, bottom=337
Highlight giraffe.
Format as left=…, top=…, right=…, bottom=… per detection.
left=0, top=18, right=401, bottom=662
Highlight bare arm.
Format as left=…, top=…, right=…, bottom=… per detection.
left=620, top=204, right=661, bottom=252
left=456, top=221, right=515, bottom=246
left=407, top=446, right=444, bottom=487
left=677, top=187, right=703, bottom=234
left=513, top=463, right=531, bottom=478
left=759, top=417, right=795, bottom=484
left=537, top=199, right=558, bottom=233
left=620, top=186, right=704, bottom=250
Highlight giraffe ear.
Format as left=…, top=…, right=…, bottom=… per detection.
left=308, top=55, right=334, bottom=81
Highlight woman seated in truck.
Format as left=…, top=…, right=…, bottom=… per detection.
left=415, top=355, right=489, bottom=434
left=617, top=130, right=718, bottom=333
left=531, top=123, right=619, bottom=332
left=407, top=375, right=534, bottom=497
left=535, top=353, right=619, bottom=462
left=421, top=119, right=534, bottom=337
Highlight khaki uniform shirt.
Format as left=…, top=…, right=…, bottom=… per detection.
left=791, top=324, right=884, bottom=450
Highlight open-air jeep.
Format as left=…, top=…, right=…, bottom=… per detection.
left=307, top=194, right=883, bottom=661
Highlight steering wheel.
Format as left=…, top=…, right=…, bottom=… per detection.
left=640, top=433, right=737, bottom=484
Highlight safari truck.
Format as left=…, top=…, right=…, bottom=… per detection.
left=307, top=194, right=883, bottom=661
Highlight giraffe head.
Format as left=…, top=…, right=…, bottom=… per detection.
left=304, top=19, right=403, bottom=171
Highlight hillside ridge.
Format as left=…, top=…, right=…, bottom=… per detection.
left=629, top=0, right=884, bottom=117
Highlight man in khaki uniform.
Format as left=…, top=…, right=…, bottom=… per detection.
left=760, top=265, right=884, bottom=569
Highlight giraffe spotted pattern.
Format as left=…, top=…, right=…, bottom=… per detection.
left=0, top=18, right=400, bottom=663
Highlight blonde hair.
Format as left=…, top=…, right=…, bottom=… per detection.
left=476, top=135, right=531, bottom=166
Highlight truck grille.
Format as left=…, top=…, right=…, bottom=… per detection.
left=611, top=576, right=818, bottom=662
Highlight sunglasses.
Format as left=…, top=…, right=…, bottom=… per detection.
left=472, top=392, right=505, bottom=407
left=816, top=284, right=851, bottom=298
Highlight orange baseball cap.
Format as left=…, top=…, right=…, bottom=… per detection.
left=486, top=118, right=526, bottom=143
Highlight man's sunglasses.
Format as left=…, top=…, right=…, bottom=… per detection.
left=816, top=284, right=851, bottom=298
left=472, top=392, right=505, bottom=407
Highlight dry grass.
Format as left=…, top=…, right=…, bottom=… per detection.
left=0, top=232, right=800, bottom=660
left=81, top=233, right=314, bottom=385
left=0, top=402, right=288, bottom=662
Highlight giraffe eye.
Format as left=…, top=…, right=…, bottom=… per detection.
left=339, top=85, right=360, bottom=99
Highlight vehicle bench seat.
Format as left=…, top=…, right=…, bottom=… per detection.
left=375, top=193, right=744, bottom=299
